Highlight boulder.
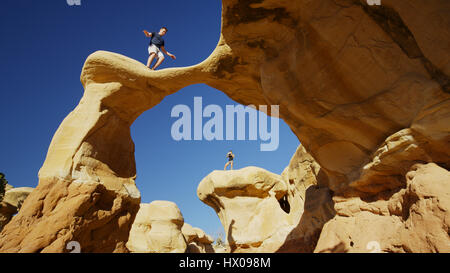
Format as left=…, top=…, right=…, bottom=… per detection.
left=0, top=187, right=34, bottom=231
left=2, top=187, right=34, bottom=208
left=198, top=167, right=291, bottom=252
left=182, top=223, right=215, bottom=253
left=126, top=201, right=187, bottom=253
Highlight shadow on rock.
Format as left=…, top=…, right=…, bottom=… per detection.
left=276, top=185, right=336, bottom=253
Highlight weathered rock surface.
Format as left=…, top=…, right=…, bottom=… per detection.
left=126, top=201, right=215, bottom=253
left=198, top=147, right=335, bottom=253
left=311, top=128, right=449, bottom=253
left=198, top=167, right=290, bottom=252
left=316, top=163, right=450, bottom=253
left=182, top=223, right=215, bottom=253
left=1, top=187, right=34, bottom=209
left=126, top=201, right=187, bottom=253
left=199, top=141, right=449, bottom=253
left=0, top=187, right=34, bottom=231
left=0, top=0, right=448, bottom=252
left=278, top=146, right=336, bottom=252
left=0, top=180, right=137, bottom=253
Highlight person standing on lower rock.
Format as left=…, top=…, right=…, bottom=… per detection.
left=224, top=150, right=235, bottom=170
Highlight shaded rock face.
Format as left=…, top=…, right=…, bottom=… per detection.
left=126, top=201, right=187, bottom=253
left=0, top=0, right=448, bottom=252
left=278, top=146, right=336, bottom=252
left=0, top=187, right=34, bottom=231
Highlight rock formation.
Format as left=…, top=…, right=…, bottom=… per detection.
left=316, top=163, right=450, bottom=253
left=5, top=184, right=13, bottom=192
left=0, top=0, right=448, bottom=252
left=197, top=140, right=449, bottom=253
left=126, top=201, right=187, bottom=253
left=198, top=167, right=290, bottom=252
left=126, top=201, right=214, bottom=253
left=0, top=186, right=34, bottom=231
left=198, top=147, right=335, bottom=253
left=278, top=145, right=336, bottom=252
left=182, top=223, right=215, bottom=253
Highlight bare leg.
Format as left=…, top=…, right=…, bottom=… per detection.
left=147, top=53, right=156, bottom=68
left=152, top=57, right=165, bottom=70
left=224, top=162, right=230, bottom=170
left=230, top=161, right=233, bottom=170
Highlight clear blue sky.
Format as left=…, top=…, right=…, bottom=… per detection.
left=0, top=0, right=300, bottom=238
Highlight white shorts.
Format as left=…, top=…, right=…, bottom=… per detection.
left=148, top=44, right=164, bottom=59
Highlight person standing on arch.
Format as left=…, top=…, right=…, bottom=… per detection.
left=224, top=150, right=235, bottom=170
left=143, top=27, right=176, bottom=70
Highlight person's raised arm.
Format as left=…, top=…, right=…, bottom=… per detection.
left=143, top=30, right=152, bottom=38
left=161, top=46, right=176, bottom=60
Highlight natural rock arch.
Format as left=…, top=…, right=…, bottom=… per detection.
left=0, top=0, right=448, bottom=252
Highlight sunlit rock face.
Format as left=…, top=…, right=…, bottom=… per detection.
left=197, top=161, right=335, bottom=253
left=0, top=0, right=448, bottom=252
left=126, top=201, right=187, bottom=253
left=182, top=223, right=215, bottom=253
left=316, top=163, right=450, bottom=253
left=0, top=187, right=34, bottom=232
left=126, top=202, right=215, bottom=253
left=197, top=167, right=291, bottom=252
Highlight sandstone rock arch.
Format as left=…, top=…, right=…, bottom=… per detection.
left=0, top=0, right=448, bottom=252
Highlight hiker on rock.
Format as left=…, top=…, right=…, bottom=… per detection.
left=224, top=150, right=235, bottom=170
left=143, top=27, right=176, bottom=70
